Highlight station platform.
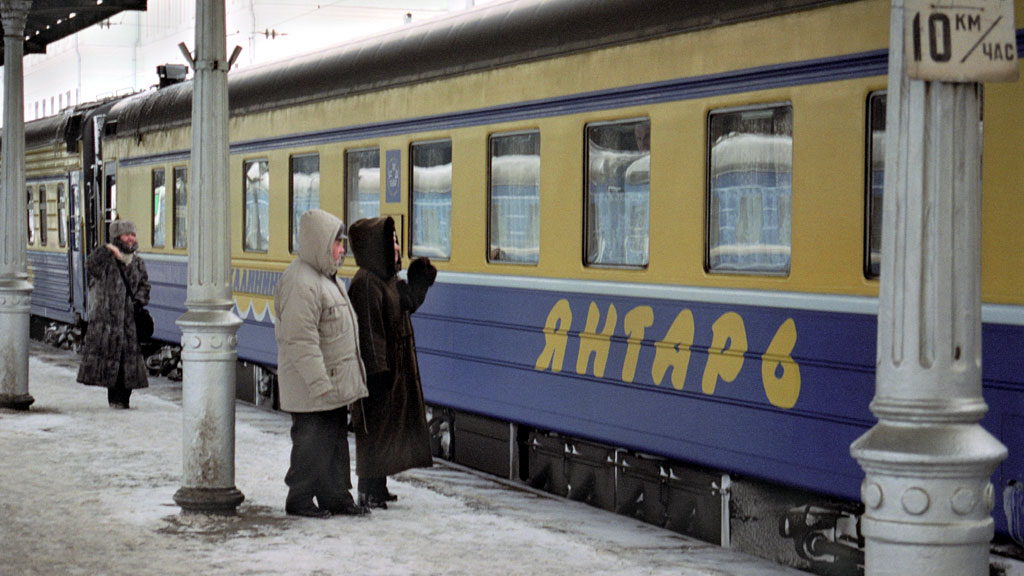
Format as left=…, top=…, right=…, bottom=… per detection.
left=0, top=341, right=816, bottom=576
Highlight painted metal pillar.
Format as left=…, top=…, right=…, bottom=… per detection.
left=172, top=0, right=244, bottom=514
left=850, top=1, right=1007, bottom=574
left=0, top=0, right=34, bottom=411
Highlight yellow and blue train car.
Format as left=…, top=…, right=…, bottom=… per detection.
left=26, top=0, right=1024, bottom=572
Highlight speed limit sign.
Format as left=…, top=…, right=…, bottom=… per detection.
left=905, top=0, right=1019, bottom=82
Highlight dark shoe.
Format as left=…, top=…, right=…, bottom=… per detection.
left=327, top=502, right=371, bottom=516
left=384, top=490, right=398, bottom=502
left=358, top=492, right=388, bottom=510
left=109, top=402, right=129, bottom=410
left=286, top=506, right=331, bottom=519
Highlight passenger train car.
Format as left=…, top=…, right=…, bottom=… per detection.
left=23, top=0, right=1024, bottom=573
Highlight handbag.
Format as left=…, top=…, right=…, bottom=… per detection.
left=118, top=262, right=153, bottom=342
left=133, top=307, right=154, bottom=342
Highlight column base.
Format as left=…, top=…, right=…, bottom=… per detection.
left=173, top=486, right=245, bottom=515
left=0, top=393, right=34, bottom=410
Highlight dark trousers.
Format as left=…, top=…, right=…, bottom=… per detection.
left=285, top=407, right=355, bottom=512
left=359, top=476, right=388, bottom=498
left=107, top=358, right=132, bottom=407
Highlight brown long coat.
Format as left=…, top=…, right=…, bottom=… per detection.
left=348, top=216, right=433, bottom=478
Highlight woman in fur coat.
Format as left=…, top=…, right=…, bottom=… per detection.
left=76, top=220, right=150, bottom=408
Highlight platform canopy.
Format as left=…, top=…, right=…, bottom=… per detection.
left=1, top=0, right=146, bottom=62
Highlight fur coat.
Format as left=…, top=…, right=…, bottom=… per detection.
left=76, top=245, right=150, bottom=390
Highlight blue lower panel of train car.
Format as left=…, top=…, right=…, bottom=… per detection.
left=411, top=279, right=1024, bottom=537
left=28, top=250, right=75, bottom=324
left=144, top=257, right=278, bottom=365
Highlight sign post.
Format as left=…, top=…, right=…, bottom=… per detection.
left=851, top=0, right=1016, bottom=574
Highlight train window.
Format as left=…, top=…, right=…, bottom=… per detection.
left=488, top=131, right=540, bottom=264
left=39, top=186, right=48, bottom=246
left=865, top=92, right=886, bottom=278
left=58, top=183, right=67, bottom=248
left=152, top=168, right=166, bottom=248
left=410, top=139, right=452, bottom=260
left=173, top=167, right=187, bottom=249
left=706, top=104, right=792, bottom=275
left=585, top=118, right=650, bottom=267
left=289, top=154, right=320, bottom=254
left=243, top=159, right=270, bottom=253
left=27, top=187, right=35, bottom=245
left=345, top=148, right=380, bottom=228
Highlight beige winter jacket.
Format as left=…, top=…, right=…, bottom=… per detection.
left=273, top=209, right=368, bottom=413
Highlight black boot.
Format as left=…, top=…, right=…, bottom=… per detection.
left=286, top=505, right=332, bottom=519
left=358, top=492, right=389, bottom=510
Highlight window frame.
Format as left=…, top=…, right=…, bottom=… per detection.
left=57, top=182, right=67, bottom=248
left=173, top=166, right=187, bottom=249
left=39, top=185, right=48, bottom=246
left=865, top=91, right=886, bottom=279
left=583, top=116, right=651, bottom=269
left=27, top=186, right=35, bottom=245
left=152, top=167, right=166, bottom=248
left=487, top=129, right=541, bottom=265
left=243, top=158, right=271, bottom=253
left=344, top=146, right=381, bottom=235
left=704, top=102, right=793, bottom=276
left=408, top=138, right=453, bottom=261
left=288, top=153, right=321, bottom=254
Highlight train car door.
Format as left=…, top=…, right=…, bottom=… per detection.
left=78, top=110, right=110, bottom=321
left=104, top=162, right=117, bottom=235
left=68, top=171, right=86, bottom=319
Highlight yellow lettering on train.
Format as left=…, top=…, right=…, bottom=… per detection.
left=761, top=318, right=800, bottom=409
left=534, top=298, right=573, bottom=373
left=576, top=302, right=617, bottom=378
left=622, top=306, right=654, bottom=383
left=652, top=309, right=694, bottom=390
left=534, top=300, right=801, bottom=409
left=701, top=312, right=747, bottom=395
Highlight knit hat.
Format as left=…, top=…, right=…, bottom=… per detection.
left=109, top=220, right=137, bottom=238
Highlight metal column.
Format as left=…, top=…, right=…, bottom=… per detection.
left=172, top=0, right=244, bottom=514
left=850, top=1, right=1009, bottom=573
left=0, top=0, right=35, bottom=411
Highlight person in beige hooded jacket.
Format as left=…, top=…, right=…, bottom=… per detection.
left=274, top=209, right=370, bottom=518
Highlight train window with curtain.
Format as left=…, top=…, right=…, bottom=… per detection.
left=152, top=168, right=166, bottom=248
left=244, top=159, right=270, bottom=253
left=865, top=92, right=886, bottom=279
left=173, top=166, right=187, bottom=249
left=345, top=147, right=380, bottom=229
left=585, top=118, right=650, bottom=267
left=290, top=154, right=320, bottom=254
left=27, top=187, right=35, bottom=245
left=39, top=186, right=49, bottom=246
left=488, top=131, right=540, bottom=264
left=58, top=183, right=67, bottom=248
left=706, top=104, right=792, bottom=275
left=410, top=139, right=452, bottom=260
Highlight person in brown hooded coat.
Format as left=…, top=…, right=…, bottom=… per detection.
left=348, top=216, right=435, bottom=509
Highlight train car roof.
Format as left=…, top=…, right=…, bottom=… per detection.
left=24, top=97, right=125, bottom=150
left=108, top=0, right=854, bottom=139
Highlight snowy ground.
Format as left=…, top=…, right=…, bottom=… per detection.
left=0, top=342, right=807, bottom=576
